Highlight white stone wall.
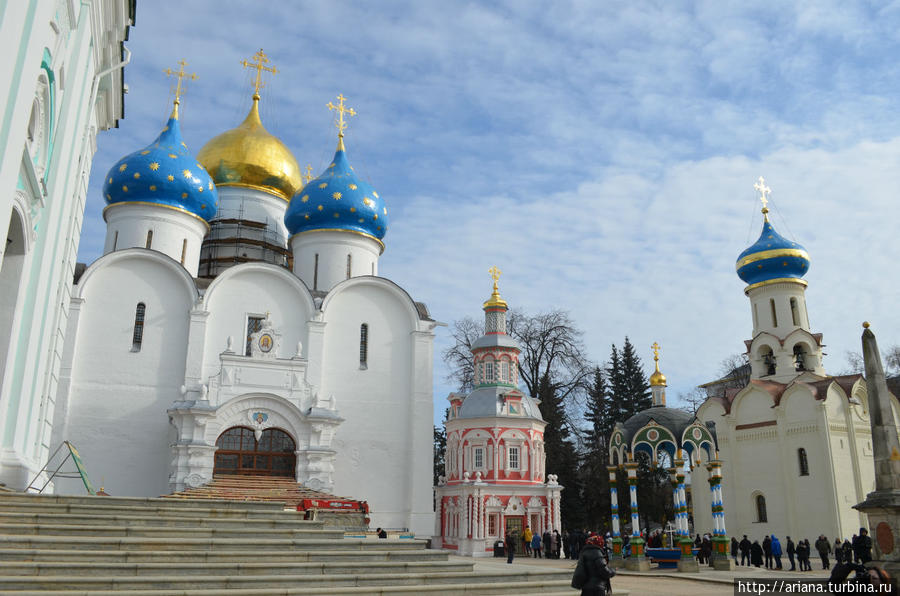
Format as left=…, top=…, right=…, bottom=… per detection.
left=103, top=203, right=208, bottom=276
left=291, top=231, right=381, bottom=292
left=0, top=0, right=131, bottom=490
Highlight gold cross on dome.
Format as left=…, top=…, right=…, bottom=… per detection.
left=488, top=266, right=501, bottom=292
left=651, top=342, right=661, bottom=362
left=164, top=59, right=197, bottom=106
left=754, top=176, right=771, bottom=216
left=327, top=94, right=357, bottom=137
left=241, top=49, right=278, bottom=99
left=303, top=164, right=313, bottom=185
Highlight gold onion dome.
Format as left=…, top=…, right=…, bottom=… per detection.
left=197, top=96, right=302, bottom=201
left=650, top=342, right=667, bottom=387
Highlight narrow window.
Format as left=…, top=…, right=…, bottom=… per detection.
left=793, top=344, right=807, bottom=372
left=346, top=254, right=352, bottom=279
left=112, top=230, right=118, bottom=251
left=132, top=302, right=146, bottom=351
left=371, top=262, right=374, bottom=275
left=770, top=298, right=777, bottom=328
left=474, top=447, right=484, bottom=469
left=359, top=323, right=368, bottom=368
left=488, top=514, right=497, bottom=536
left=752, top=302, right=758, bottom=328
left=755, top=494, right=767, bottom=523
left=245, top=315, right=264, bottom=356
left=484, top=361, right=494, bottom=382
left=180, top=239, right=187, bottom=264
left=798, top=448, right=809, bottom=476
left=313, top=254, right=319, bottom=290
left=790, top=297, right=800, bottom=326
left=508, top=446, right=520, bottom=470
left=145, top=230, right=153, bottom=249
left=501, top=361, right=509, bottom=383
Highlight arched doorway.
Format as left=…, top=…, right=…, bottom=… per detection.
left=213, top=426, right=296, bottom=477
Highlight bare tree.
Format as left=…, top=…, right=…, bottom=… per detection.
left=441, top=316, right=481, bottom=392
left=676, top=387, right=707, bottom=415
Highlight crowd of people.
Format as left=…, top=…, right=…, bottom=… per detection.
left=729, top=528, right=873, bottom=571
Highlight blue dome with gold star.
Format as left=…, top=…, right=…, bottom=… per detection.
left=103, top=105, right=217, bottom=222
left=736, top=218, right=810, bottom=287
left=284, top=141, right=388, bottom=241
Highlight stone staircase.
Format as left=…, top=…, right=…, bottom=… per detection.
left=163, top=475, right=368, bottom=530
left=0, top=491, right=579, bottom=595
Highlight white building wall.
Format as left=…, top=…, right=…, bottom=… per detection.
left=319, top=278, right=433, bottom=535
left=103, top=203, right=208, bottom=277
left=291, top=231, right=380, bottom=292
left=0, top=0, right=131, bottom=490
left=53, top=251, right=194, bottom=497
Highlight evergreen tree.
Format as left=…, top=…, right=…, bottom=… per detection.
left=619, top=336, right=652, bottom=417
left=581, top=367, right=612, bottom=529
left=537, top=372, right=584, bottom=529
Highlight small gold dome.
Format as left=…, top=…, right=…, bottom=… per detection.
left=197, top=97, right=302, bottom=201
left=650, top=370, right=667, bottom=387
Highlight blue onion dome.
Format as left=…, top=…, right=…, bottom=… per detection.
left=736, top=215, right=810, bottom=287
left=103, top=103, right=218, bottom=222
left=284, top=137, right=388, bottom=243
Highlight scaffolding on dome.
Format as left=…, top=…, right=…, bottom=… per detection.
left=198, top=202, right=292, bottom=278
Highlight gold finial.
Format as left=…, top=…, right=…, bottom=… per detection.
left=649, top=341, right=667, bottom=387
left=303, top=164, right=313, bottom=186
left=163, top=59, right=197, bottom=119
left=327, top=94, right=357, bottom=149
left=754, top=176, right=771, bottom=221
left=483, top=266, right=508, bottom=309
left=241, top=49, right=278, bottom=100
left=863, top=321, right=870, bottom=329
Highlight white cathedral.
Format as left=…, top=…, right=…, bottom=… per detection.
left=0, top=2, right=434, bottom=537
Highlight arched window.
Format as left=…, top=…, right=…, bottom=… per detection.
left=359, top=323, right=368, bottom=369
left=790, top=297, right=800, bottom=326
left=132, top=302, right=146, bottom=351
left=770, top=298, right=778, bottom=328
left=484, top=361, right=494, bottom=383
left=214, top=427, right=296, bottom=477
left=346, top=254, right=352, bottom=279
left=798, top=448, right=809, bottom=476
left=145, top=230, right=153, bottom=249
left=753, top=303, right=759, bottom=328
left=112, top=230, right=118, bottom=251
left=761, top=347, right=776, bottom=376
left=793, top=344, right=807, bottom=372
left=755, top=494, right=767, bottom=523
left=501, top=361, right=509, bottom=383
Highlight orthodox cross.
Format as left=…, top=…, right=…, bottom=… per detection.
left=651, top=341, right=661, bottom=363
left=163, top=59, right=197, bottom=106
left=754, top=176, right=771, bottom=217
left=303, top=164, right=313, bottom=186
left=241, top=49, right=277, bottom=98
left=488, top=266, right=501, bottom=293
left=327, top=94, right=356, bottom=137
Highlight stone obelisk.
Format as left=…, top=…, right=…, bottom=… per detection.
left=853, top=322, right=900, bottom=579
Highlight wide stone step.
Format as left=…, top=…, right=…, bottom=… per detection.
left=0, top=521, right=342, bottom=539
left=0, top=535, right=426, bottom=552
left=0, top=560, right=475, bottom=577
left=0, top=511, right=323, bottom=529
left=0, top=500, right=296, bottom=519
left=0, top=548, right=449, bottom=564
left=0, top=569, right=574, bottom=591
left=0, top=493, right=287, bottom=512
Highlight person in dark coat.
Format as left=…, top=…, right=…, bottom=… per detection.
left=786, top=536, right=796, bottom=571
left=739, top=535, right=751, bottom=566
left=532, top=532, right=542, bottom=558
left=842, top=539, right=853, bottom=564
left=815, top=535, right=831, bottom=569
left=853, top=528, right=872, bottom=564
left=797, top=539, right=810, bottom=571
left=731, top=537, right=739, bottom=562
left=505, top=532, right=516, bottom=564
left=834, top=538, right=843, bottom=565
left=554, top=530, right=562, bottom=559
left=700, top=535, right=712, bottom=567
left=571, top=535, right=615, bottom=596
left=543, top=530, right=552, bottom=558
left=763, top=535, right=773, bottom=569
left=750, top=540, right=763, bottom=567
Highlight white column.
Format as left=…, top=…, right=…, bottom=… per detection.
left=609, top=466, right=620, bottom=537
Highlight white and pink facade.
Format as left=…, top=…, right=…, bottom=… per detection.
left=433, top=278, right=562, bottom=556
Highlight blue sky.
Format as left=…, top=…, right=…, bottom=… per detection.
left=80, top=1, right=900, bottom=423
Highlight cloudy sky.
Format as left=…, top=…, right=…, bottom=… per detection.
left=80, top=1, right=900, bottom=422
